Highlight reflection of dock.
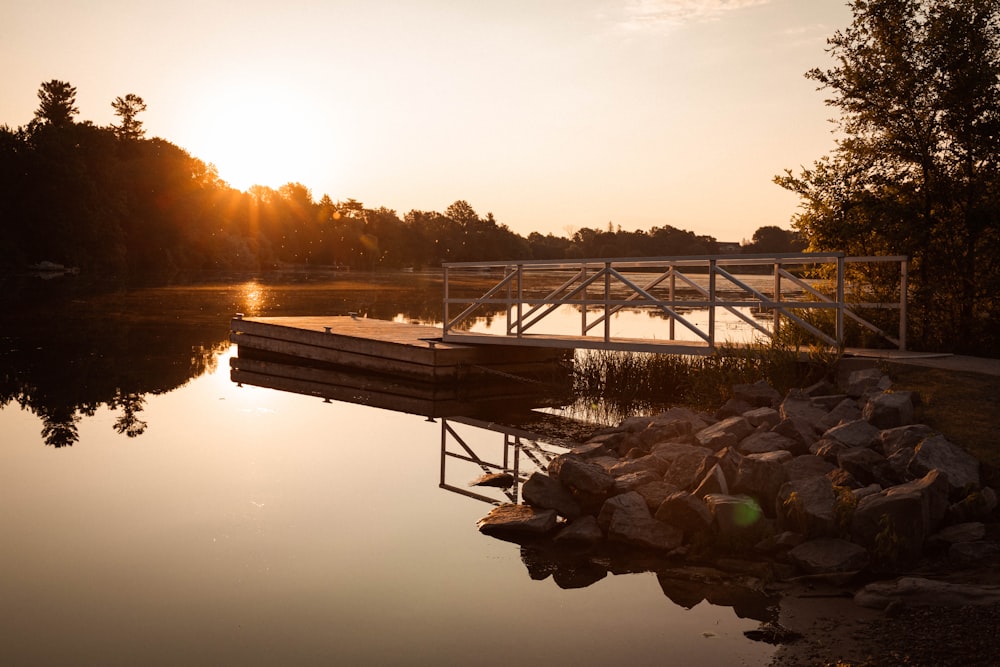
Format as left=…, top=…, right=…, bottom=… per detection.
left=230, top=355, right=569, bottom=418
left=230, top=315, right=570, bottom=384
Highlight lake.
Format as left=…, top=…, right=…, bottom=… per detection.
left=0, top=271, right=777, bottom=666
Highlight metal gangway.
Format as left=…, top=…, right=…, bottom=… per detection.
left=442, top=253, right=908, bottom=354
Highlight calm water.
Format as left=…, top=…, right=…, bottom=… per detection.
left=0, top=272, right=775, bottom=666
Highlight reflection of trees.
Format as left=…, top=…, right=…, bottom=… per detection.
left=0, top=280, right=230, bottom=447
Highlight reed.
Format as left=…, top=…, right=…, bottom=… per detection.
left=571, top=337, right=834, bottom=420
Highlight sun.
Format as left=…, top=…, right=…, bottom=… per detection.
left=180, top=76, right=340, bottom=193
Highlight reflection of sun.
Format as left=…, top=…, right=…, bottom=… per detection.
left=239, top=281, right=268, bottom=316
left=181, top=75, right=342, bottom=193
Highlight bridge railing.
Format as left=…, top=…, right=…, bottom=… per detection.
left=442, top=253, right=908, bottom=353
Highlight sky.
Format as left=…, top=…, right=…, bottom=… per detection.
left=2, top=0, right=852, bottom=242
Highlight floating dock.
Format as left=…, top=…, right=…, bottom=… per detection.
left=229, top=315, right=571, bottom=393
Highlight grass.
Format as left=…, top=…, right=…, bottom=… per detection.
left=886, top=363, right=1000, bottom=471
left=570, top=338, right=835, bottom=420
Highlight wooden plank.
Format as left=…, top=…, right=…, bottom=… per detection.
left=442, top=330, right=717, bottom=355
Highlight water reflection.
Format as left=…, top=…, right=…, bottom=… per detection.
left=232, top=349, right=779, bottom=629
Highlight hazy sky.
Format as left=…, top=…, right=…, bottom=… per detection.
left=3, top=0, right=851, bottom=241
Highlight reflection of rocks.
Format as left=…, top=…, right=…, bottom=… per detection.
left=478, top=368, right=1000, bottom=611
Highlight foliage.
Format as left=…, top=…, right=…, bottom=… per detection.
left=776, top=0, right=1000, bottom=355
left=1, top=81, right=781, bottom=279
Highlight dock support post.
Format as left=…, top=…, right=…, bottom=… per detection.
left=604, top=262, right=611, bottom=344
left=899, top=258, right=908, bottom=351
left=773, top=262, right=781, bottom=341
left=708, top=259, right=717, bottom=349
left=836, top=255, right=845, bottom=348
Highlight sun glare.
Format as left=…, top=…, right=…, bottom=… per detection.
left=181, top=78, right=341, bottom=193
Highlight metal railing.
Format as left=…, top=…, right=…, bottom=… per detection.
left=442, top=253, right=908, bottom=353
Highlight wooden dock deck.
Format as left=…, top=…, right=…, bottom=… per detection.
left=229, top=315, right=571, bottom=385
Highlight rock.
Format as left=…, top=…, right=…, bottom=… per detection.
left=609, top=453, right=670, bottom=477
left=553, top=515, right=604, bottom=546
left=477, top=504, right=558, bottom=537
left=612, top=469, right=662, bottom=494
left=596, top=491, right=651, bottom=533
left=733, top=456, right=788, bottom=515
left=886, top=447, right=915, bottom=481
left=950, top=541, right=1000, bottom=566
left=863, top=391, right=915, bottom=429
left=852, top=483, right=883, bottom=502
left=470, top=472, right=515, bottom=488
left=634, top=480, right=680, bottom=511
left=692, top=463, right=729, bottom=498
left=737, top=430, right=797, bottom=456
left=776, top=476, right=837, bottom=537
left=787, top=538, right=869, bottom=575
left=716, top=397, right=753, bottom=419
left=779, top=390, right=829, bottom=431
left=836, top=447, right=897, bottom=487
left=926, top=522, right=986, bottom=551
left=755, top=531, right=806, bottom=555
left=704, top=493, right=766, bottom=537
left=826, top=467, right=861, bottom=489
left=749, top=450, right=794, bottom=465
left=850, top=470, right=950, bottom=563
left=654, top=490, right=714, bottom=536
left=733, top=380, right=781, bottom=408
left=651, top=441, right=713, bottom=462
left=845, top=368, right=891, bottom=398
left=662, top=448, right=714, bottom=490
left=695, top=416, right=753, bottom=451
left=879, top=424, right=935, bottom=456
left=909, top=434, right=981, bottom=495
left=771, top=417, right=817, bottom=455
left=783, top=455, right=836, bottom=481
left=817, top=398, right=862, bottom=433
left=855, top=576, right=1000, bottom=609
left=608, top=511, right=684, bottom=551
left=522, top=472, right=582, bottom=519
left=743, top=406, right=781, bottom=429
left=570, top=441, right=612, bottom=458
left=650, top=407, right=710, bottom=433
left=823, top=419, right=880, bottom=449
left=556, top=457, right=616, bottom=497
left=948, top=486, right=999, bottom=522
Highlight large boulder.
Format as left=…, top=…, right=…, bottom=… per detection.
left=732, top=456, right=788, bottom=515
left=743, top=406, right=781, bottom=429
left=909, top=434, right=981, bottom=495
left=556, top=457, right=616, bottom=497
left=695, top=416, right=753, bottom=451
left=783, top=454, right=836, bottom=481
left=478, top=504, right=558, bottom=537
left=596, top=491, right=651, bottom=533
left=879, top=424, right=936, bottom=456
left=654, top=490, right=714, bottom=537
left=863, top=391, right=916, bottom=429
left=845, top=368, right=891, bottom=398
left=850, top=470, right=950, bottom=564
left=704, top=493, right=766, bottom=538
left=662, top=448, right=714, bottom=490
left=823, top=419, right=880, bottom=449
left=837, top=447, right=898, bottom=487
left=779, top=390, right=829, bottom=431
left=817, top=398, right=863, bottom=433
left=737, top=430, right=797, bottom=456
left=522, top=472, right=582, bottom=519
left=776, top=475, right=837, bottom=537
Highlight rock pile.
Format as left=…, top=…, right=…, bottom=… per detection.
left=477, top=368, right=998, bottom=578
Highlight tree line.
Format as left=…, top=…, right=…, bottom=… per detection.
left=0, top=80, right=804, bottom=278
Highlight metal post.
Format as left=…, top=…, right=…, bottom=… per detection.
left=708, top=259, right=716, bottom=348
left=669, top=266, right=676, bottom=340
left=581, top=264, right=588, bottom=336
left=836, top=255, right=845, bottom=349
left=899, top=258, right=908, bottom=351
left=604, top=262, right=612, bottom=343
left=505, top=264, right=513, bottom=336
left=773, top=262, right=781, bottom=341
left=516, top=264, right=524, bottom=338
left=443, top=265, right=450, bottom=337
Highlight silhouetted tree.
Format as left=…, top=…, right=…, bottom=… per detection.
left=111, top=93, right=147, bottom=141
left=33, top=80, right=79, bottom=128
